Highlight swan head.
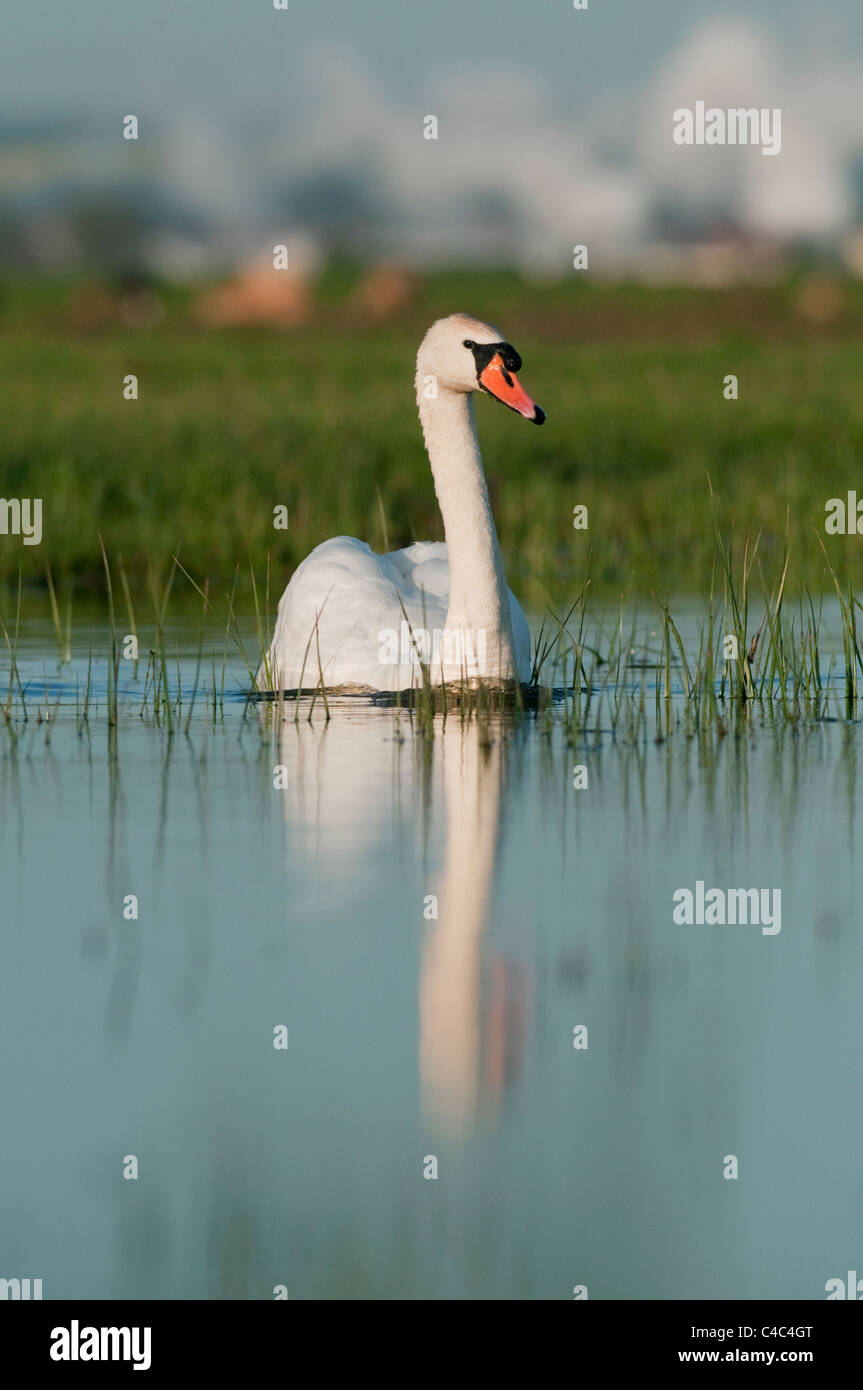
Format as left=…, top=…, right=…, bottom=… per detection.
left=417, top=313, right=546, bottom=425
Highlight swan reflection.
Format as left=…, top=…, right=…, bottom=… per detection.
left=420, top=721, right=527, bottom=1133
left=273, top=704, right=525, bottom=1135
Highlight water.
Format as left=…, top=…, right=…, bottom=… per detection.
left=1, top=611, right=861, bottom=1300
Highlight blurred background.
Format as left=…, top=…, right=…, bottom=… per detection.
left=5, top=0, right=863, bottom=278
left=4, top=4, right=863, bottom=1303
left=2, top=0, right=863, bottom=602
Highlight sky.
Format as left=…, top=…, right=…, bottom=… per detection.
left=2, top=1, right=863, bottom=271
left=2, top=1, right=862, bottom=120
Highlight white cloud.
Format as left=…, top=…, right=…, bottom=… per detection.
left=638, top=16, right=861, bottom=240
left=25, top=17, right=863, bottom=270
left=263, top=21, right=863, bottom=263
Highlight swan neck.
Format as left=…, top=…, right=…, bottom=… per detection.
left=416, top=384, right=515, bottom=666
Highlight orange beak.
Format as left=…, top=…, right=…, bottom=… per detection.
left=479, top=353, right=545, bottom=424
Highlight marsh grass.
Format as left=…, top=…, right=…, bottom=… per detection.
left=6, top=275, right=863, bottom=604
left=0, top=572, right=29, bottom=734
left=2, top=516, right=863, bottom=749
left=45, top=563, right=71, bottom=665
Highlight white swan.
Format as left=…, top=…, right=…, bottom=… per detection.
left=260, top=313, right=545, bottom=692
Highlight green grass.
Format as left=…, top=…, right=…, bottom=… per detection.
left=3, top=516, right=863, bottom=741
left=3, top=270, right=863, bottom=607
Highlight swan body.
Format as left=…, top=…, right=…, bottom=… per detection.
left=264, top=535, right=531, bottom=692
left=260, top=313, right=545, bottom=693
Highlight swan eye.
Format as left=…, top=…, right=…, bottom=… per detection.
left=462, top=339, right=475, bottom=350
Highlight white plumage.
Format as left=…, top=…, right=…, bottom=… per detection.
left=263, top=535, right=531, bottom=691
left=260, top=313, right=544, bottom=693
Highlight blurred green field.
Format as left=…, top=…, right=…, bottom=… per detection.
left=3, top=269, right=863, bottom=609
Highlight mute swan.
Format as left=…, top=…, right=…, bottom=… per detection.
left=260, top=313, right=545, bottom=692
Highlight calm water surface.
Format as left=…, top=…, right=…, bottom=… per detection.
left=1, top=609, right=861, bottom=1299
